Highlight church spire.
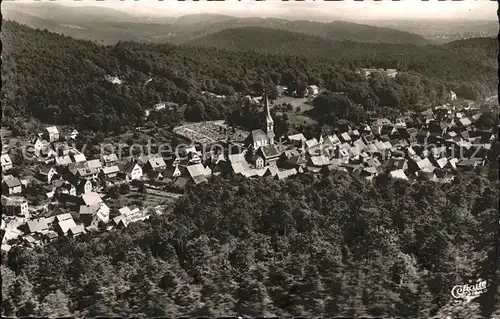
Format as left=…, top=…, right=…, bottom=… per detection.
left=264, top=91, right=273, bottom=124
left=263, top=90, right=275, bottom=144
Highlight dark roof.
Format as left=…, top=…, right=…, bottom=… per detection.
left=407, top=128, right=419, bottom=135
left=260, top=144, right=281, bottom=159
left=366, top=158, right=382, bottom=168
left=124, top=161, right=140, bottom=173
left=3, top=178, right=21, bottom=188
left=39, top=164, right=54, bottom=175
left=286, top=154, right=308, bottom=166
left=457, top=159, right=477, bottom=166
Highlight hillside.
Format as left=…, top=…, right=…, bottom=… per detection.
left=184, top=26, right=498, bottom=67
left=169, top=17, right=432, bottom=45
left=3, top=3, right=431, bottom=46
left=1, top=21, right=497, bottom=133
left=444, top=37, right=500, bottom=51
left=183, top=26, right=345, bottom=56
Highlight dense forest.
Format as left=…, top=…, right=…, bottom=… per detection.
left=2, top=170, right=499, bottom=317
left=1, top=21, right=497, bottom=133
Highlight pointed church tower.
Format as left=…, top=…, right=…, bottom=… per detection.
left=264, top=91, right=275, bottom=144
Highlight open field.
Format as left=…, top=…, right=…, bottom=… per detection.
left=272, top=96, right=318, bottom=127
left=274, top=96, right=315, bottom=113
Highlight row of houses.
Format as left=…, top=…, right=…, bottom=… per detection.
left=168, top=93, right=493, bottom=185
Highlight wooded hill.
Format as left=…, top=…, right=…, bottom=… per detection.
left=1, top=21, right=497, bottom=133
left=3, top=3, right=431, bottom=45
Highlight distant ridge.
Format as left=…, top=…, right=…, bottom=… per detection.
left=169, top=16, right=432, bottom=45
left=183, top=26, right=346, bottom=56
left=2, top=3, right=432, bottom=46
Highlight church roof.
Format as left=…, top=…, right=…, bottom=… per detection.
left=249, top=129, right=269, bottom=143
left=260, top=144, right=281, bottom=159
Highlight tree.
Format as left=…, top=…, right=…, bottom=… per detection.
left=38, top=290, right=71, bottom=317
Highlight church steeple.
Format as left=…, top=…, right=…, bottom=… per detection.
left=264, top=91, right=275, bottom=144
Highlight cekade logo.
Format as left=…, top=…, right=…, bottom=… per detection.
left=451, top=279, right=487, bottom=301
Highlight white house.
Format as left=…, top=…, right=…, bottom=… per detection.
left=1, top=154, right=13, bottom=172
left=2, top=177, right=22, bottom=195
left=154, top=102, right=166, bottom=111
left=38, top=165, right=57, bottom=184
left=450, top=90, right=457, bottom=101
left=69, top=130, right=79, bottom=140
left=1, top=196, right=29, bottom=217
left=124, top=162, right=143, bottom=181
left=105, top=75, right=122, bottom=85
left=306, top=85, right=319, bottom=97
left=43, top=126, right=60, bottom=143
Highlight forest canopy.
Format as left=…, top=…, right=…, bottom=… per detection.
left=1, top=171, right=499, bottom=317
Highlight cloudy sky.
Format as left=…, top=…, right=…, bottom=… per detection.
left=52, top=0, right=497, bottom=20
left=5, top=0, right=496, bottom=21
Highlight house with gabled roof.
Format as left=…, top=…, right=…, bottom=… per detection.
left=309, top=155, right=331, bottom=167
left=124, top=161, right=143, bottom=181
left=86, top=159, right=103, bottom=170
left=339, top=132, right=351, bottom=143
left=163, top=165, right=182, bottom=180
left=366, top=157, right=382, bottom=168
left=75, top=179, right=93, bottom=195
left=82, top=192, right=103, bottom=207
left=26, top=217, right=49, bottom=235
left=144, top=157, right=167, bottom=173
left=52, top=180, right=77, bottom=197
left=51, top=142, right=71, bottom=157
left=417, top=168, right=438, bottom=182
left=275, top=168, right=297, bottom=180
left=68, top=225, right=86, bottom=238
left=254, top=144, right=281, bottom=168
left=457, top=159, right=483, bottom=169
left=305, top=138, right=320, bottom=152
left=38, top=164, right=57, bottom=184
left=2, top=177, right=22, bottom=195
left=2, top=195, right=29, bottom=217
left=349, top=139, right=366, bottom=157
left=55, top=215, right=77, bottom=236
left=100, top=165, right=120, bottom=179
left=70, top=152, right=86, bottom=163
left=186, top=164, right=209, bottom=184
left=389, top=169, right=409, bottom=181
left=101, top=153, right=119, bottom=167
left=287, top=133, right=306, bottom=146
left=55, top=155, right=73, bottom=167
left=76, top=167, right=99, bottom=180
left=79, top=203, right=109, bottom=227
left=32, top=136, right=50, bottom=153
left=431, top=157, right=448, bottom=170
left=43, top=126, right=60, bottom=142
left=409, top=157, right=435, bottom=175
left=1, top=154, right=13, bottom=172
left=458, top=117, right=472, bottom=128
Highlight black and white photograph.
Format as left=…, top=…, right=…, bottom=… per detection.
left=1, top=0, right=499, bottom=317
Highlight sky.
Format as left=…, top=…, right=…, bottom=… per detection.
left=48, top=0, right=498, bottom=21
